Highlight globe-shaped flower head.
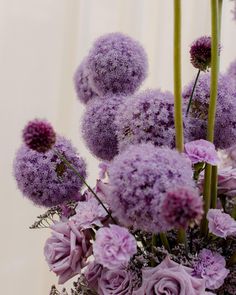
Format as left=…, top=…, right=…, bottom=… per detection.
left=115, top=89, right=175, bottom=152
left=14, top=136, right=86, bottom=207
left=107, top=143, right=195, bottom=232
left=87, top=32, right=148, bottom=96
left=23, top=119, right=56, bottom=153
left=184, top=73, right=236, bottom=149
left=82, top=95, right=124, bottom=161
left=74, top=57, right=98, bottom=104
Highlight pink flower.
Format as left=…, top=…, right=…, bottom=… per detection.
left=133, top=256, right=206, bottom=295
left=93, top=224, right=137, bottom=270
left=193, top=249, right=229, bottom=290
left=44, top=220, right=92, bottom=284
left=185, top=139, right=219, bottom=165
left=218, top=167, right=236, bottom=197
left=207, top=209, right=236, bottom=238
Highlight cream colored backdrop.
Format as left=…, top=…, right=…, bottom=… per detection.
left=0, top=0, right=235, bottom=294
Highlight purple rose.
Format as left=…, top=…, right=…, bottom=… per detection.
left=218, top=167, right=236, bottom=197
left=193, top=249, right=229, bottom=290
left=44, top=220, right=92, bottom=284
left=93, top=224, right=137, bottom=270
left=84, top=261, right=103, bottom=290
left=207, top=209, right=236, bottom=238
left=185, top=139, right=219, bottom=165
left=97, top=268, right=133, bottom=295
left=133, top=256, right=206, bottom=295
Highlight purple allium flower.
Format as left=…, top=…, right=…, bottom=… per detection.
left=161, top=186, right=203, bottom=229
left=87, top=32, right=148, bottom=96
left=97, top=268, right=133, bottom=295
left=133, top=256, right=206, bottom=295
left=190, top=36, right=220, bottom=71
left=84, top=262, right=103, bottom=290
left=44, top=220, right=92, bottom=284
left=227, top=59, right=236, bottom=89
left=22, top=119, right=56, bottom=153
left=218, top=166, right=236, bottom=197
left=115, top=89, right=175, bottom=151
left=93, top=224, right=137, bottom=270
left=207, top=209, right=236, bottom=238
left=73, top=57, right=98, bottom=104
left=82, top=95, right=124, bottom=160
left=71, top=197, right=107, bottom=229
left=13, top=136, right=86, bottom=207
left=108, top=143, right=195, bottom=232
left=183, top=73, right=236, bottom=149
left=193, top=249, right=229, bottom=290
left=184, top=139, right=219, bottom=165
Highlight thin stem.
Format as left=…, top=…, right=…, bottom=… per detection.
left=160, top=232, right=171, bottom=253
left=211, top=165, right=218, bottom=208
left=201, top=164, right=212, bottom=235
left=232, top=203, right=236, bottom=220
left=186, top=69, right=201, bottom=116
left=228, top=252, right=236, bottom=267
left=177, top=228, right=187, bottom=253
left=53, top=149, right=116, bottom=223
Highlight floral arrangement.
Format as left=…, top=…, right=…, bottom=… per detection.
left=13, top=1, right=236, bottom=295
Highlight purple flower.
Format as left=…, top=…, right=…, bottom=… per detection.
left=183, top=73, right=236, bottom=149
left=84, top=262, right=103, bottom=290
left=82, top=95, right=124, bottom=160
left=22, top=119, right=56, bottom=153
left=115, top=89, right=176, bottom=151
left=227, top=59, right=236, bottom=89
left=71, top=197, right=107, bottom=229
left=207, top=209, right=236, bottom=238
left=97, top=268, right=133, bottom=295
left=98, top=162, right=109, bottom=179
left=73, top=57, right=98, bottom=104
left=93, top=224, right=137, bottom=270
left=161, top=186, right=203, bottom=229
left=193, top=249, right=229, bottom=290
left=87, top=32, right=148, bottom=96
left=184, top=139, right=219, bottom=165
left=108, top=143, right=195, bottom=232
left=13, top=136, right=86, bottom=207
left=133, top=256, right=206, bottom=295
left=217, top=166, right=236, bottom=197
left=44, top=220, right=92, bottom=284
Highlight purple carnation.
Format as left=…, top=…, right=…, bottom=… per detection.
left=74, top=57, right=98, bottom=104
left=87, top=32, right=148, bottom=96
left=218, top=166, right=236, bottom=197
left=115, top=89, right=175, bottom=151
left=184, top=139, right=219, bottom=165
left=13, top=136, right=86, bottom=207
left=108, top=143, right=195, bottom=232
left=183, top=73, right=236, bottom=149
left=193, top=249, right=229, bottom=290
left=161, top=186, right=203, bottom=229
left=93, top=224, right=137, bottom=270
left=82, top=95, right=124, bottom=160
left=207, top=209, right=236, bottom=238
left=23, top=119, right=56, bottom=153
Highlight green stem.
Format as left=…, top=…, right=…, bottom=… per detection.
left=211, top=165, right=218, bottom=208
left=53, top=149, right=116, bottom=223
left=186, top=69, right=201, bottom=116
left=177, top=228, right=187, bottom=251
left=160, top=232, right=171, bottom=253
left=228, top=252, right=236, bottom=267
left=173, top=0, right=184, bottom=152
left=232, top=203, right=236, bottom=220
left=218, top=0, right=223, bottom=39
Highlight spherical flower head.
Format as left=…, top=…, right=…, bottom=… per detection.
left=184, top=139, right=219, bottom=165
left=184, top=73, right=236, bottom=149
left=44, top=220, right=92, bottom=284
left=108, top=143, right=195, bottom=232
left=115, top=89, right=175, bottom=151
left=133, top=256, right=206, bottom=295
left=82, top=95, right=124, bottom=160
left=161, top=186, right=203, bottom=229
left=193, top=249, right=229, bottom=290
left=74, top=57, right=98, bottom=104
left=93, top=224, right=137, bottom=270
left=14, top=136, right=86, bottom=207
left=22, top=119, right=56, bottom=153
left=87, top=32, right=148, bottom=96
left=207, top=209, right=236, bottom=238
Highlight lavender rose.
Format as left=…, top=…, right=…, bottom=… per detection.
left=84, top=261, right=103, bottom=290
left=133, top=256, right=205, bottom=295
left=44, top=220, right=92, bottom=284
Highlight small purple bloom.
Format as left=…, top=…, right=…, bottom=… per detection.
left=184, top=139, right=219, bottom=165
left=23, top=119, right=56, bottom=153
left=98, top=162, right=109, bottom=179
left=93, top=224, right=137, bottom=270
left=193, top=249, right=229, bottom=290
left=218, top=166, right=236, bottom=197
left=207, top=209, right=236, bottom=238
left=133, top=256, right=206, bottom=295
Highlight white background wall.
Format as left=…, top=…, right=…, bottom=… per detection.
left=0, top=0, right=235, bottom=294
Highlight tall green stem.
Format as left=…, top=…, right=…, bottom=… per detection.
left=186, top=69, right=201, bottom=116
